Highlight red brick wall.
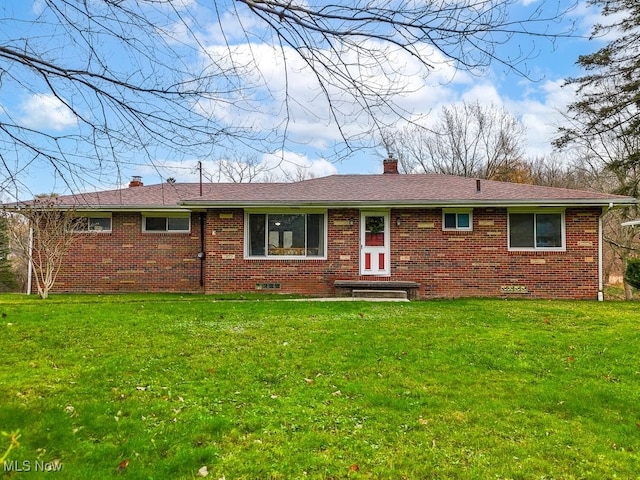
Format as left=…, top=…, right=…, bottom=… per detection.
left=53, top=212, right=203, bottom=293
left=389, top=207, right=601, bottom=299
left=204, top=209, right=361, bottom=295
left=204, top=207, right=602, bottom=300
left=52, top=207, right=603, bottom=299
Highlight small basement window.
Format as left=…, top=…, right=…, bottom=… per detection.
left=442, top=209, right=472, bottom=231
left=143, top=214, right=191, bottom=233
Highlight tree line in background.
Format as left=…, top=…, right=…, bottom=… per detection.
left=0, top=0, right=639, bottom=297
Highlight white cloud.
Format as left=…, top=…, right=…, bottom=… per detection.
left=193, top=37, right=474, bottom=152
left=260, top=151, right=338, bottom=180
left=32, top=0, right=45, bottom=14
left=504, top=79, right=576, bottom=157
left=19, top=94, right=77, bottom=131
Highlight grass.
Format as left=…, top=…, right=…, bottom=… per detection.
left=0, top=294, right=639, bottom=479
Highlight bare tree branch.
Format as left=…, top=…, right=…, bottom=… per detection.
left=0, top=0, right=576, bottom=194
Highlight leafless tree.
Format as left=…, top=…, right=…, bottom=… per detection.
left=201, top=152, right=318, bottom=183
left=202, top=153, right=269, bottom=183
left=525, top=153, right=607, bottom=190
left=0, top=0, right=575, bottom=194
left=280, top=165, right=316, bottom=183
left=5, top=197, right=85, bottom=299
left=389, top=101, right=527, bottom=180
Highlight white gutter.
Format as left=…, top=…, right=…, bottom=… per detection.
left=598, top=202, right=615, bottom=301
left=27, top=226, right=33, bottom=296
left=598, top=212, right=604, bottom=301
left=178, top=199, right=637, bottom=209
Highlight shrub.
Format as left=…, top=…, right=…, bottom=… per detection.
left=624, top=258, right=640, bottom=289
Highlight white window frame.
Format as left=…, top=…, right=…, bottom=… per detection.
left=72, top=213, right=112, bottom=233
left=244, top=210, right=328, bottom=260
left=442, top=209, right=473, bottom=231
left=142, top=213, right=191, bottom=233
left=507, top=209, right=566, bottom=252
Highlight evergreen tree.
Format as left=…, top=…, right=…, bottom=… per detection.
left=557, top=0, right=640, bottom=177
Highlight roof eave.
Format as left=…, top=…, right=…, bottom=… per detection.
left=7, top=198, right=634, bottom=211
left=179, top=198, right=638, bottom=209
left=4, top=204, right=193, bottom=212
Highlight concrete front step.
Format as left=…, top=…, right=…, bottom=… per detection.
left=334, top=280, right=420, bottom=299
left=352, top=289, right=408, bottom=300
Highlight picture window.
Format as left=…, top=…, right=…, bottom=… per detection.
left=247, top=212, right=326, bottom=258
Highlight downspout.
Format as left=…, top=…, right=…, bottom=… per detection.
left=198, top=213, right=206, bottom=288
left=598, top=203, right=614, bottom=302
left=27, top=225, right=33, bottom=295
left=197, top=161, right=206, bottom=289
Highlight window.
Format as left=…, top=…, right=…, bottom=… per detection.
left=443, top=210, right=472, bottom=231
left=247, top=212, right=326, bottom=258
left=508, top=211, right=564, bottom=250
left=143, top=214, right=191, bottom=232
left=73, top=214, right=112, bottom=232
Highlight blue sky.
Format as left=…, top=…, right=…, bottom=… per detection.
left=0, top=0, right=610, bottom=198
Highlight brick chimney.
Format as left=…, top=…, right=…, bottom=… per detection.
left=129, top=176, right=143, bottom=188
left=383, top=156, right=399, bottom=174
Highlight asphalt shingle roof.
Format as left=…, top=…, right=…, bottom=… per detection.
left=33, top=174, right=637, bottom=209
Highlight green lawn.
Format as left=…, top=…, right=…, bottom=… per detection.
left=0, top=295, right=638, bottom=479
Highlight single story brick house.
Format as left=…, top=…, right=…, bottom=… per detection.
left=24, top=159, right=637, bottom=299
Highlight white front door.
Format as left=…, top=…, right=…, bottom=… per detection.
left=360, top=211, right=390, bottom=275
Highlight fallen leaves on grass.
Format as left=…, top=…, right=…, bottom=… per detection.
left=116, top=459, right=129, bottom=473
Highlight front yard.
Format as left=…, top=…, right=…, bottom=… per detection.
left=0, top=295, right=638, bottom=479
